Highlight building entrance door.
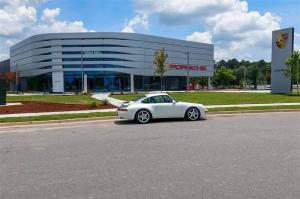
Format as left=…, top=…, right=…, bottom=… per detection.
left=104, top=76, right=116, bottom=91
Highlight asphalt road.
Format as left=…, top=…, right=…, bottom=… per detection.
left=0, top=112, right=299, bottom=199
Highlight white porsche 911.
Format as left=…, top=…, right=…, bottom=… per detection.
left=117, top=93, right=207, bottom=124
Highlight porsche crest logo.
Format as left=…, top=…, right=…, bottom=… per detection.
left=275, top=32, right=288, bottom=49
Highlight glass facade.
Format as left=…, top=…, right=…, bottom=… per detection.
left=27, top=73, right=52, bottom=92
left=63, top=72, right=186, bottom=92
left=63, top=64, right=131, bottom=69
left=62, top=51, right=130, bottom=55
left=134, top=75, right=187, bottom=91
left=64, top=71, right=130, bottom=92
left=62, top=58, right=131, bottom=62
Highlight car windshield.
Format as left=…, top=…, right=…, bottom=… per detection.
left=133, top=95, right=147, bottom=102
left=171, top=96, right=178, bottom=102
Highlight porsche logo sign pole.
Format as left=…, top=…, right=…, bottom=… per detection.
left=271, top=27, right=294, bottom=94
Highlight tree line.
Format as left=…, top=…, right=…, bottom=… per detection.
left=154, top=49, right=272, bottom=90
left=211, top=58, right=271, bottom=89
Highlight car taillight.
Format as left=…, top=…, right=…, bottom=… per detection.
left=117, top=108, right=128, bottom=112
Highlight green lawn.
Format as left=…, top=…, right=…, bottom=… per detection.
left=7, top=95, right=102, bottom=104
left=208, top=105, right=300, bottom=112
left=110, top=92, right=300, bottom=105
left=0, top=112, right=116, bottom=123
left=110, top=93, right=144, bottom=102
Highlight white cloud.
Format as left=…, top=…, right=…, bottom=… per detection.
left=36, top=8, right=88, bottom=33
left=134, top=0, right=282, bottom=61
left=186, top=31, right=212, bottom=44
left=5, top=39, right=15, bottom=47
left=122, top=14, right=149, bottom=33
left=135, top=0, right=238, bottom=25
left=41, top=8, right=60, bottom=23
left=0, top=2, right=90, bottom=60
left=0, top=2, right=37, bottom=36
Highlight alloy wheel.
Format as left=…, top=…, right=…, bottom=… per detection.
left=137, top=110, right=150, bottom=124
left=187, top=108, right=200, bottom=121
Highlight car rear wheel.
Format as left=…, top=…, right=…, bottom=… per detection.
left=135, top=109, right=151, bottom=124
left=186, top=107, right=200, bottom=121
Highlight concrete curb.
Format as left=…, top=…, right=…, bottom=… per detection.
left=0, top=116, right=118, bottom=127
left=0, top=109, right=300, bottom=127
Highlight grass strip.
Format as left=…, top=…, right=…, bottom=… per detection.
left=208, top=105, right=300, bottom=112
left=0, top=112, right=116, bottom=123
left=111, top=92, right=300, bottom=105
left=7, top=95, right=102, bottom=105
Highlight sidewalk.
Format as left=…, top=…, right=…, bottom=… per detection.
left=0, top=103, right=22, bottom=107
left=92, top=93, right=124, bottom=107
left=0, top=108, right=117, bottom=118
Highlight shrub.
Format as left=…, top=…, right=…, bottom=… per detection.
left=89, top=101, right=98, bottom=108
left=102, top=99, right=109, bottom=105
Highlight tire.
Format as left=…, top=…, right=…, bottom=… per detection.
left=185, top=107, right=201, bottom=121
left=135, top=109, right=152, bottom=124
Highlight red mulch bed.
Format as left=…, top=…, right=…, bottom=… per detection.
left=0, top=101, right=116, bottom=114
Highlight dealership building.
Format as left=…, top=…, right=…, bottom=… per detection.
left=5, top=32, right=214, bottom=92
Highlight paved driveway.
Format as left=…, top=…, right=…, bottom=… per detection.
left=0, top=112, right=299, bottom=199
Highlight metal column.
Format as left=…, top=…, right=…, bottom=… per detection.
left=130, top=74, right=134, bottom=93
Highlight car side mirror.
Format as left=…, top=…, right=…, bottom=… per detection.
left=172, top=100, right=176, bottom=104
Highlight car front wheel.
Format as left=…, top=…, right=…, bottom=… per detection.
left=135, top=109, right=151, bottom=124
left=186, top=107, right=200, bottom=121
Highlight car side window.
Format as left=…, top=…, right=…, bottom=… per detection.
left=152, top=96, right=165, bottom=103
left=141, top=97, right=155, bottom=104
left=153, top=95, right=173, bottom=103
left=162, top=95, right=173, bottom=103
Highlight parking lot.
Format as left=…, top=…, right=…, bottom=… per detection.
left=0, top=112, right=299, bottom=199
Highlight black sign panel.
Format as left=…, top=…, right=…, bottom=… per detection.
left=0, top=78, right=6, bottom=105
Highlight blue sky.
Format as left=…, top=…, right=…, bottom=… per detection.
left=39, top=0, right=300, bottom=38
left=0, top=0, right=299, bottom=61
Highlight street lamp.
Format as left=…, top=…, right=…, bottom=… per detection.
left=81, top=48, right=84, bottom=92
left=243, top=66, right=247, bottom=90
left=15, top=63, right=18, bottom=93
left=186, top=51, right=190, bottom=92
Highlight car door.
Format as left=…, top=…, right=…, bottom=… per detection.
left=152, top=95, right=182, bottom=118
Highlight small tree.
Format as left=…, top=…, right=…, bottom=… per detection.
left=284, top=50, right=300, bottom=95
left=213, top=66, right=236, bottom=88
left=191, top=77, right=208, bottom=90
left=154, top=48, right=168, bottom=92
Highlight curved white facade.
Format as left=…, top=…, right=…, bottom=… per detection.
left=10, top=32, right=214, bottom=92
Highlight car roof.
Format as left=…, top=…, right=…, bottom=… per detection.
left=145, top=92, right=169, bottom=97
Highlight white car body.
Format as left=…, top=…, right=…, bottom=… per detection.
left=117, top=93, right=207, bottom=123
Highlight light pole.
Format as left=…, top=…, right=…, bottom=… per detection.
left=15, top=64, right=18, bottom=93
left=243, top=66, right=247, bottom=90
left=186, top=51, right=190, bottom=92
left=81, top=49, right=84, bottom=92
